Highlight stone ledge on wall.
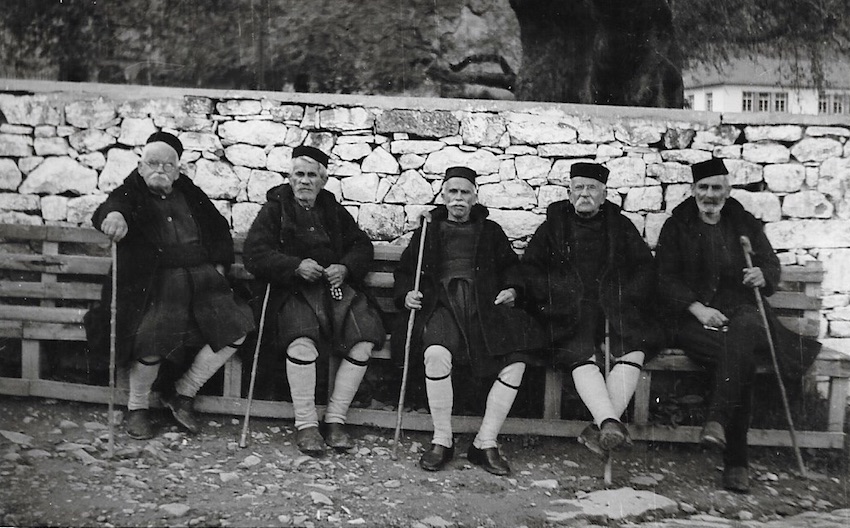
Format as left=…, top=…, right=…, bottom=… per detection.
left=1, top=78, right=850, bottom=343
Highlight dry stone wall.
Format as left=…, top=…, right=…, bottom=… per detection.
left=1, top=80, right=850, bottom=349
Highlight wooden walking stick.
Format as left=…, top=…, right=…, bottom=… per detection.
left=239, top=283, right=272, bottom=449
left=603, top=319, right=613, bottom=486
left=391, top=216, right=429, bottom=460
left=107, top=242, right=117, bottom=459
left=740, top=236, right=807, bottom=478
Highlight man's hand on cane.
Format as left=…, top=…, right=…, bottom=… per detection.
left=101, top=212, right=128, bottom=242
left=404, top=290, right=423, bottom=310
left=742, top=267, right=766, bottom=288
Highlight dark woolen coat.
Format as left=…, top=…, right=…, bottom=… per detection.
left=655, top=197, right=820, bottom=379
left=522, top=200, right=664, bottom=358
left=242, top=184, right=379, bottom=353
left=391, top=204, right=544, bottom=371
left=86, top=171, right=236, bottom=365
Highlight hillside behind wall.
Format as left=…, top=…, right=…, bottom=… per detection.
left=1, top=79, right=850, bottom=354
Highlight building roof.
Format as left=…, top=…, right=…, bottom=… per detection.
left=683, top=55, right=850, bottom=90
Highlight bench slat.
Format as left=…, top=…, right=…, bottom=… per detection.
left=0, top=223, right=110, bottom=245
left=0, top=305, right=86, bottom=324
left=23, top=322, right=86, bottom=341
left=779, top=263, right=824, bottom=282
left=0, top=254, right=111, bottom=275
left=766, top=291, right=821, bottom=310
left=0, top=281, right=102, bottom=301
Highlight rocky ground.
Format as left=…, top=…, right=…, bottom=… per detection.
left=0, top=395, right=848, bottom=528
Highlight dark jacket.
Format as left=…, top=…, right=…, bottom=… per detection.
left=655, top=197, right=820, bottom=379
left=391, top=204, right=544, bottom=366
left=522, top=200, right=664, bottom=356
left=86, top=171, right=235, bottom=365
left=242, top=184, right=377, bottom=347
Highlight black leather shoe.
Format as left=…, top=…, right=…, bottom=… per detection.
left=700, top=421, right=726, bottom=450
left=599, top=419, right=628, bottom=451
left=296, top=427, right=326, bottom=455
left=419, top=444, right=454, bottom=471
left=162, top=393, right=200, bottom=434
left=126, top=409, right=154, bottom=440
left=323, top=422, right=353, bottom=450
left=723, top=466, right=749, bottom=493
left=467, top=444, right=511, bottom=476
left=577, top=423, right=605, bottom=458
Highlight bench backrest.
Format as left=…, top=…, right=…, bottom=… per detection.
left=0, top=224, right=824, bottom=340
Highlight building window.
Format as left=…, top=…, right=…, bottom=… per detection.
left=758, top=92, right=771, bottom=112
left=774, top=93, right=787, bottom=112
left=742, top=92, right=753, bottom=112
left=820, top=92, right=850, bottom=114
left=819, top=93, right=829, bottom=113
left=705, top=92, right=713, bottom=112
left=833, top=96, right=844, bottom=114
left=685, top=94, right=694, bottom=109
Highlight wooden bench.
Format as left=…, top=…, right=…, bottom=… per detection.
left=0, top=223, right=847, bottom=449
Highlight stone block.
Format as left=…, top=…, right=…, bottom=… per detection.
left=266, top=146, right=293, bottom=173
left=537, top=185, right=570, bottom=209
left=154, top=115, right=214, bottom=133
left=663, top=128, right=696, bottom=149
left=782, top=191, right=833, bottom=218
left=506, top=146, right=537, bottom=156
left=224, top=145, right=266, bottom=168
left=537, top=143, right=597, bottom=158
left=341, top=173, right=380, bottom=202
left=78, top=152, right=106, bottom=171
left=179, top=132, right=223, bottom=153
left=0, top=159, right=23, bottom=190
left=664, top=184, right=691, bottom=211
left=118, top=118, right=157, bottom=146
left=0, top=134, right=33, bottom=157
left=614, top=121, right=664, bottom=146
left=742, top=142, right=790, bottom=163
left=819, top=249, right=850, bottom=292
left=691, top=125, right=740, bottom=148
left=597, top=144, right=623, bottom=160
left=65, top=99, right=117, bottom=129
left=0, top=211, right=41, bottom=225
left=304, top=131, right=334, bottom=152
left=0, top=95, right=62, bottom=126
left=376, top=109, right=458, bottom=138
left=744, top=125, right=803, bottom=142
left=358, top=203, right=404, bottom=240
left=805, top=126, right=850, bottom=138
left=218, top=120, right=288, bottom=146
left=333, top=142, right=373, bottom=161
left=505, top=113, right=578, bottom=145
left=0, top=192, right=39, bottom=211
left=361, top=147, right=399, bottom=174
left=577, top=119, right=615, bottom=143
left=765, top=220, right=850, bottom=249
left=33, top=137, right=69, bottom=156
left=724, top=159, right=763, bottom=186
left=623, top=186, right=663, bottom=212
left=66, top=195, right=107, bottom=226
left=606, top=157, right=646, bottom=188
left=389, top=140, right=445, bottom=155
left=549, top=158, right=592, bottom=186
left=829, top=321, right=850, bottom=338
left=268, top=104, right=304, bottom=123
left=460, top=114, right=506, bottom=146
left=647, top=162, right=690, bottom=184
left=246, top=170, right=284, bottom=203
left=791, top=137, right=843, bottom=162
left=515, top=156, right=552, bottom=181
left=68, top=129, right=114, bottom=153
left=486, top=209, right=545, bottom=239
left=822, top=293, right=849, bottom=309
left=329, top=161, right=361, bottom=178
left=384, top=170, right=434, bottom=204
left=730, top=189, right=781, bottom=222
left=232, top=202, right=262, bottom=234
left=660, top=149, right=711, bottom=164
left=644, top=212, right=670, bottom=248
left=193, top=159, right=240, bottom=199
left=20, top=157, right=97, bottom=195
left=399, top=153, right=426, bottom=170
left=478, top=180, right=536, bottom=209
left=621, top=211, right=645, bottom=233
left=216, top=100, right=263, bottom=116
left=422, top=146, right=500, bottom=176
left=41, top=195, right=68, bottom=222
left=319, top=107, right=374, bottom=131
left=713, top=145, right=742, bottom=159
left=404, top=205, right=432, bottom=231
left=763, top=163, right=805, bottom=193
left=818, top=157, right=850, bottom=200
left=98, top=149, right=139, bottom=193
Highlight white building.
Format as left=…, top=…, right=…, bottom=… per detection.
left=683, top=56, right=850, bottom=115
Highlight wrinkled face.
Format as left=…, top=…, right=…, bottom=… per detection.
left=693, top=174, right=731, bottom=218
left=569, top=176, right=605, bottom=217
left=441, top=177, right=477, bottom=222
left=291, top=157, right=327, bottom=205
left=139, top=143, right=179, bottom=195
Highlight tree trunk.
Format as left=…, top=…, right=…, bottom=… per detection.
left=510, top=0, right=684, bottom=107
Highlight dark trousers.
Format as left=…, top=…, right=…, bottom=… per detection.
left=671, top=305, right=768, bottom=467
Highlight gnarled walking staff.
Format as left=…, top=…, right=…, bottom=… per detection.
left=107, top=242, right=117, bottom=458
left=239, top=283, right=272, bottom=449
left=391, top=216, right=430, bottom=460
left=740, top=236, right=807, bottom=478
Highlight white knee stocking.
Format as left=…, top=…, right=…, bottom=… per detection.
left=424, top=345, right=453, bottom=448
left=572, top=360, right=616, bottom=426
left=607, top=351, right=645, bottom=418
left=286, top=337, right=319, bottom=430
left=326, top=341, right=371, bottom=425
left=128, top=358, right=160, bottom=411
left=474, top=362, right=525, bottom=450
left=175, top=340, right=241, bottom=398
